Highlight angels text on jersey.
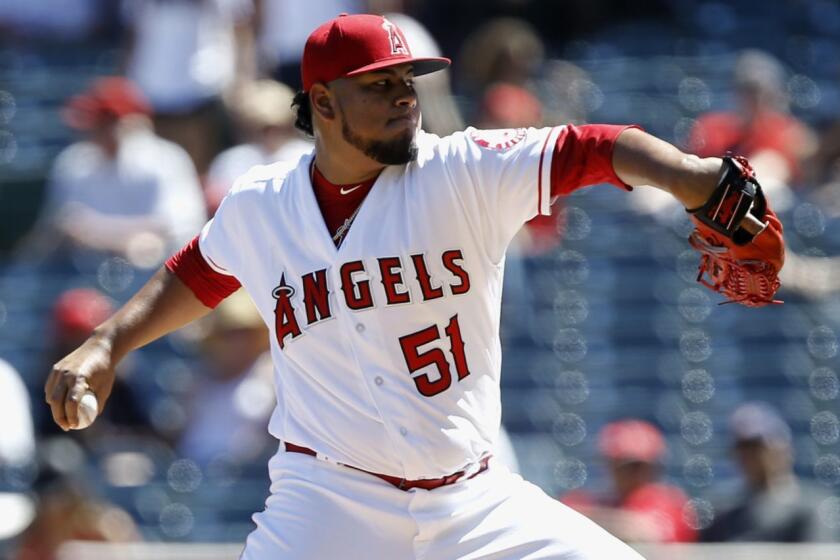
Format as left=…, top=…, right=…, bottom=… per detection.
left=273, top=248, right=471, bottom=350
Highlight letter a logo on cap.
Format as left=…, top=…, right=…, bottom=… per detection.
left=382, top=18, right=409, bottom=56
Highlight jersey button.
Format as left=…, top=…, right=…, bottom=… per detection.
left=374, top=376, right=384, bottom=386
left=355, top=323, right=365, bottom=333
left=399, top=427, right=408, bottom=436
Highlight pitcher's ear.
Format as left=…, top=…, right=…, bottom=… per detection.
left=310, top=85, right=335, bottom=120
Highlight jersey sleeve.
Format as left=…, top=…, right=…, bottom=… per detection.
left=461, top=124, right=635, bottom=220
left=444, top=124, right=636, bottom=261
left=457, top=126, right=557, bottom=229
left=550, top=124, right=638, bottom=198
left=164, top=188, right=244, bottom=308
left=165, top=234, right=241, bottom=308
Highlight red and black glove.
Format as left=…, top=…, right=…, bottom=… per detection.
left=687, top=156, right=785, bottom=307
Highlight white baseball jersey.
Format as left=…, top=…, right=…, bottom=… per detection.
left=174, top=125, right=629, bottom=480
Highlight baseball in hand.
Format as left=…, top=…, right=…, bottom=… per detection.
left=73, top=391, right=99, bottom=430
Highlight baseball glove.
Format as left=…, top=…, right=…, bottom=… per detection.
left=686, top=156, right=785, bottom=307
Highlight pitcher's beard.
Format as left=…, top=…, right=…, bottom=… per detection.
left=341, top=119, right=418, bottom=165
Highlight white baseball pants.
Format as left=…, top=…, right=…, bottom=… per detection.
left=240, top=446, right=646, bottom=559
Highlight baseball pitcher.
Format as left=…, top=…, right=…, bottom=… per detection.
left=46, top=13, right=784, bottom=559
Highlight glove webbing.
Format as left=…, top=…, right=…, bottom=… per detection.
left=689, top=232, right=782, bottom=307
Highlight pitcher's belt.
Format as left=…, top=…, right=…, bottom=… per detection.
left=284, top=442, right=490, bottom=491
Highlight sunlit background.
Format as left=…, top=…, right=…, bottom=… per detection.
left=1, top=0, right=839, bottom=558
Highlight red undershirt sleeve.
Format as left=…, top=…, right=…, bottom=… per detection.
left=550, top=124, right=642, bottom=198
left=165, top=235, right=241, bottom=308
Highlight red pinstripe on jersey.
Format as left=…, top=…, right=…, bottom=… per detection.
left=537, top=127, right=554, bottom=215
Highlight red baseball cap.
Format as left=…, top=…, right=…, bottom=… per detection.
left=62, top=77, right=150, bottom=130
left=301, top=13, right=450, bottom=92
left=598, top=420, right=666, bottom=463
left=53, top=288, right=114, bottom=337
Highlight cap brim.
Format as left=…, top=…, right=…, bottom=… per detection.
left=344, top=56, right=451, bottom=79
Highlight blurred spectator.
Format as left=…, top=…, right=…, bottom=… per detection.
left=778, top=250, right=840, bottom=299
left=254, top=0, right=363, bottom=90
left=458, top=18, right=545, bottom=103
left=413, top=0, right=673, bottom=57
left=561, top=420, right=697, bottom=543
left=687, top=50, right=816, bottom=189
left=385, top=12, right=464, bottom=136
left=536, top=60, right=597, bottom=126
left=32, top=77, right=206, bottom=268
left=38, top=288, right=150, bottom=439
left=806, top=120, right=840, bottom=220
left=122, top=0, right=256, bottom=175
left=205, top=80, right=312, bottom=211
left=14, top=477, right=139, bottom=560
left=0, top=358, right=37, bottom=544
left=0, top=491, right=35, bottom=549
left=0, top=358, right=35, bottom=469
left=702, top=402, right=837, bottom=542
left=177, top=290, right=274, bottom=466
left=477, top=82, right=543, bottom=130
left=630, top=51, right=815, bottom=221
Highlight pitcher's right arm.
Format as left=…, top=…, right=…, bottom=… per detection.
left=45, top=267, right=213, bottom=430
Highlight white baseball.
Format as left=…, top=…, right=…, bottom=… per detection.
left=73, top=391, right=99, bottom=430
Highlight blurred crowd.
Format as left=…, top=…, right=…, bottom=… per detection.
left=2, top=0, right=840, bottom=556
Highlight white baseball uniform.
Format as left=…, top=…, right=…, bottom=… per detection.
left=167, top=124, right=645, bottom=559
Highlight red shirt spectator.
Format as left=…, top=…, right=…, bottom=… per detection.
left=687, top=50, right=814, bottom=184
left=688, top=109, right=812, bottom=182
left=560, top=420, right=697, bottom=543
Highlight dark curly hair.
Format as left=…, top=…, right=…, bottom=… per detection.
left=292, top=90, right=313, bottom=136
